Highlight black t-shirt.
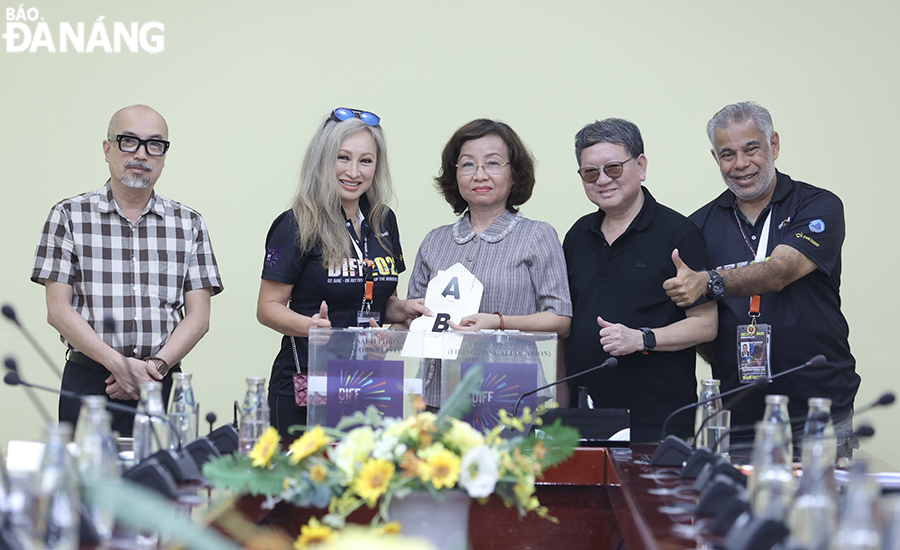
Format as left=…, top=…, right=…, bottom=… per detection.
left=261, top=203, right=405, bottom=396
left=690, top=171, right=859, bottom=431
left=563, top=188, right=712, bottom=441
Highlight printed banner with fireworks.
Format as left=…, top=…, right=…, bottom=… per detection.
left=325, top=359, right=405, bottom=426
left=461, top=362, right=538, bottom=431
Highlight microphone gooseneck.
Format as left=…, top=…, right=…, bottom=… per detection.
left=660, top=354, right=827, bottom=440
left=3, top=358, right=56, bottom=424
left=512, top=357, right=618, bottom=417
left=1, top=303, right=63, bottom=378
left=2, top=368, right=181, bottom=451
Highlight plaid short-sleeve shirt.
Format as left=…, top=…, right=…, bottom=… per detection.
left=31, top=181, right=224, bottom=358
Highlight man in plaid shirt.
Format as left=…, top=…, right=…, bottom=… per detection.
left=31, top=105, right=223, bottom=435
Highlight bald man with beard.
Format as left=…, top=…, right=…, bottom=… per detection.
left=31, top=105, right=224, bottom=435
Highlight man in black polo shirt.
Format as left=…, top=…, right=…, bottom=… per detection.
left=563, top=118, right=717, bottom=442
left=664, top=102, right=860, bottom=456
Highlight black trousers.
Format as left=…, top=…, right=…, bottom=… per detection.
left=59, top=357, right=175, bottom=437
left=268, top=393, right=307, bottom=444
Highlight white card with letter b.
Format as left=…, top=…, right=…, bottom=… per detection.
left=402, top=263, right=483, bottom=358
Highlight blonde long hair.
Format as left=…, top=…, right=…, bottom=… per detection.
left=291, top=116, right=395, bottom=268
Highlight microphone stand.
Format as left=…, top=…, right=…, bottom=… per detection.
left=651, top=354, right=827, bottom=467
left=513, top=357, right=617, bottom=417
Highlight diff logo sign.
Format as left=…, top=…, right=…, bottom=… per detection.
left=3, top=5, right=164, bottom=53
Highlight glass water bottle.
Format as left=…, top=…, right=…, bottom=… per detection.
left=167, top=372, right=198, bottom=448
left=132, top=382, right=169, bottom=463
left=74, top=396, right=118, bottom=540
left=33, top=423, right=80, bottom=550
left=239, top=377, right=270, bottom=455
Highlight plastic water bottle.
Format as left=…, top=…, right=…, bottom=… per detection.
left=74, top=396, right=118, bottom=540
left=239, top=377, right=270, bottom=455
left=132, top=382, right=169, bottom=463
left=168, top=372, right=198, bottom=448
left=33, top=423, right=80, bottom=550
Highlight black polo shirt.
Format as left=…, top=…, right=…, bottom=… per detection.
left=563, top=188, right=711, bottom=441
left=261, top=199, right=405, bottom=396
left=690, top=171, right=859, bottom=431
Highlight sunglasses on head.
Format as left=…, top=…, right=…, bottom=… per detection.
left=329, top=107, right=381, bottom=127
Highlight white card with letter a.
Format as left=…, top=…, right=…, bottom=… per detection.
left=402, top=263, right=483, bottom=358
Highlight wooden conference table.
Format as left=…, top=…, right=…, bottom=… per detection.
left=237, top=444, right=714, bottom=550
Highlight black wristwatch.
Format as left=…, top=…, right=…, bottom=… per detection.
left=705, top=270, right=725, bottom=301
left=640, top=327, right=656, bottom=351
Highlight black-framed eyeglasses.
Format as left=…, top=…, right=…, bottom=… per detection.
left=577, top=158, right=633, bottom=183
left=329, top=107, right=381, bottom=127
left=109, top=134, right=170, bottom=157
left=455, top=160, right=510, bottom=176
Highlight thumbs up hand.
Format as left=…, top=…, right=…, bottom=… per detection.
left=597, top=316, right=644, bottom=356
left=310, top=300, right=331, bottom=329
left=663, top=249, right=708, bottom=308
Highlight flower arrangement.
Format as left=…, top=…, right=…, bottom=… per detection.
left=204, top=366, right=580, bottom=541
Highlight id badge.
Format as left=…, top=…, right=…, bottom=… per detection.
left=357, top=310, right=380, bottom=328
left=736, top=323, right=771, bottom=384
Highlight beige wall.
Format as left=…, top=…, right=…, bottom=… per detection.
left=2, top=1, right=897, bottom=465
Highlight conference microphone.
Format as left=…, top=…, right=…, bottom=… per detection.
left=651, top=355, right=826, bottom=467
left=692, top=377, right=769, bottom=448
left=2, top=303, right=63, bottom=379
left=3, top=364, right=169, bottom=451
left=721, top=390, right=895, bottom=448
left=714, top=419, right=875, bottom=457
left=3, top=366, right=211, bottom=485
left=513, top=357, right=618, bottom=417
left=853, top=391, right=895, bottom=415
left=660, top=354, right=827, bottom=440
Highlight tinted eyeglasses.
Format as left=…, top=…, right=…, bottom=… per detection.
left=577, top=158, right=633, bottom=183
left=329, top=108, right=381, bottom=127
left=110, top=134, right=170, bottom=157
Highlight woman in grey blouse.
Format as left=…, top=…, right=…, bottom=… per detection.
left=406, top=119, right=573, bottom=407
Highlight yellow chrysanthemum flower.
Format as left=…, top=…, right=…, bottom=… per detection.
left=289, top=426, right=331, bottom=464
left=293, top=518, right=336, bottom=549
left=425, top=448, right=461, bottom=489
left=373, top=521, right=402, bottom=536
left=352, top=458, right=395, bottom=506
left=310, top=464, right=328, bottom=483
left=247, top=427, right=280, bottom=468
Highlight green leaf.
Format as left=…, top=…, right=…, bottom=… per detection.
left=86, top=479, right=241, bottom=550
left=521, top=418, right=580, bottom=469
left=436, top=364, right=483, bottom=432
left=332, top=405, right=385, bottom=431
left=202, top=454, right=294, bottom=496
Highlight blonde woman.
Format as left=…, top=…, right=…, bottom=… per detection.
left=257, top=108, right=428, bottom=438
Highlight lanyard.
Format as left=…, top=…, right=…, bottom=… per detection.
left=348, top=211, right=375, bottom=313
left=733, top=207, right=773, bottom=324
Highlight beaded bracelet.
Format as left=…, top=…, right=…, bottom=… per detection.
left=492, top=311, right=504, bottom=330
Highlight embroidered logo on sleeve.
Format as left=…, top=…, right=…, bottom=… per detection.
left=265, top=246, right=282, bottom=268
left=808, top=219, right=825, bottom=233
